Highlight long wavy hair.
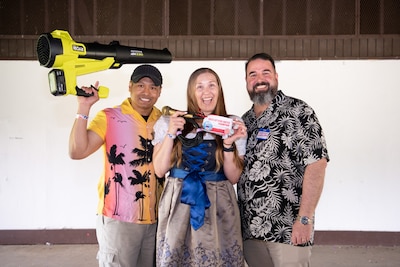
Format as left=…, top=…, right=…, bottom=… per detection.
left=171, top=68, right=243, bottom=171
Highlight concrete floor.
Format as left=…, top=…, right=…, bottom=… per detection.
left=1, top=244, right=399, bottom=267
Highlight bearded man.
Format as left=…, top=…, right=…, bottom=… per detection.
left=238, top=53, right=330, bottom=267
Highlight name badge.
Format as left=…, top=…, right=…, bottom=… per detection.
left=256, top=128, right=270, bottom=140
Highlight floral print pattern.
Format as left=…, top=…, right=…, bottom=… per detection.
left=238, top=90, right=329, bottom=245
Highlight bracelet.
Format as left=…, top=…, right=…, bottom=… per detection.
left=166, top=133, right=176, bottom=139
left=76, top=114, right=89, bottom=120
left=223, top=143, right=235, bottom=152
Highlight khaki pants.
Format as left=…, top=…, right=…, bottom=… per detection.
left=244, top=239, right=312, bottom=267
left=96, top=215, right=157, bottom=267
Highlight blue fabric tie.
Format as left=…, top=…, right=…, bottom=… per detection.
left=169, top=141, right=226, bottom=230
left=170, top=168, right=226, bottom=230
left=181, top=169, right=210, bottom=230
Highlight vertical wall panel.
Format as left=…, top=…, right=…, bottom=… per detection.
left=207, top=40, right=216, bottom=57
left=351, top=39, right=360, bottom=57
left=343, top=39, right=352, bottom=57
left=74, top=0, right=95, bottom=35
left=215, top=0, right=235, bottom=35
left=175, top=39, right=184, bottom=58
left=319, top=39, right=328, bottom=58
left=309, top=0, right=331, bottom=35
left=48, top=0, right=69, bottom=32
left=0, top=1, right=21, bottom=34
left=295, top=39, right=303, bottom=57
left=392, top=38, right=400, bottom=56
left=143, top=0, right=164, bottom=35
left=191, top=0, right=211, bottom=35
left=169, top=0, right=188, bottom=35
left=367, top=38, right=377, bottom=57
left=326, top=39, right=334, bottom=57
left=238, top=39, right=246, bottom=58
left=303, top=39, right=311, bottom=58
left=360, top=0, right=380, bottom=34
left=237, top=0, right=259, bottom=35
left=198, top=39, right=207, bottom=58
left=375, top=39, right=384, bottom=57
left=23, top=1, right=45, bottom=35
left=270, top=39, right=280, bottom=57
left=97, top=0, right=120, bottom=35
left=335, top=39, right=344, bottom=58
left=223, top=40, right=232, bottom=58
left=254, top=39, right=265, bottom=55
left=184, top=39, right=192, bottom=58
left=231, top=39, right=240, bottom=58
left=383, top=0, right=400, bottom=34
left=335, top=0, right=356, bottom=34
left=192, top=39, right=200, bottom=58
left=263, top=0, right=283, bottom=35
left=286, top=0, right=307, bottom=35
left=215, top=39, right=224, bottom=58
left=278, top=39, right=287, bottom=57
left=286, top=39, right=295, bottom=57
left=359, top=38, right=368, bottom=57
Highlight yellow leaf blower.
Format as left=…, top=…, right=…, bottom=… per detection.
left=36, top=30, right=172, bottom=98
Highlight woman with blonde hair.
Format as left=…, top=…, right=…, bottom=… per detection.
left=152, top=68, right=247, bottom=266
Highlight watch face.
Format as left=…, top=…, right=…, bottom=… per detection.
left=301, top=216, right=309, bottom=225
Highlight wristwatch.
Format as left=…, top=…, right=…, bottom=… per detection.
left=297, top=215, right=314, bottom=225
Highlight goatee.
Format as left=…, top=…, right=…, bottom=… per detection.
left=249, top=82, right=277, bottom=105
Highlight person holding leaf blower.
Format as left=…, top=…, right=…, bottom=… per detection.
left=152, top=67, right=247, bottom=266
left=69, top=64, right=165, bottom=267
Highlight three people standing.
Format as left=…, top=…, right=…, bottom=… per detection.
left=69, top=54, right=329, bottom=267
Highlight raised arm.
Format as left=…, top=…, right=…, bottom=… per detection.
left=69, top=82, right=104, bottom=159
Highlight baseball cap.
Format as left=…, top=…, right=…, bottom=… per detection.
left=131, top=64, right=163, bottom=86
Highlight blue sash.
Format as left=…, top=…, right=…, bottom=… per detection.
left=169, top=168, right=226, bottom=230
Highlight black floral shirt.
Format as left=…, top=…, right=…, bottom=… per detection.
left=237, top=90, right=329, bottom=245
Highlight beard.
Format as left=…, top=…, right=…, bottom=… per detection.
left=248, top=82, right=278, bottom=105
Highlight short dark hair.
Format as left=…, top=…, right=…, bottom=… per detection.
left=245, top=53, right=276, bottom=72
